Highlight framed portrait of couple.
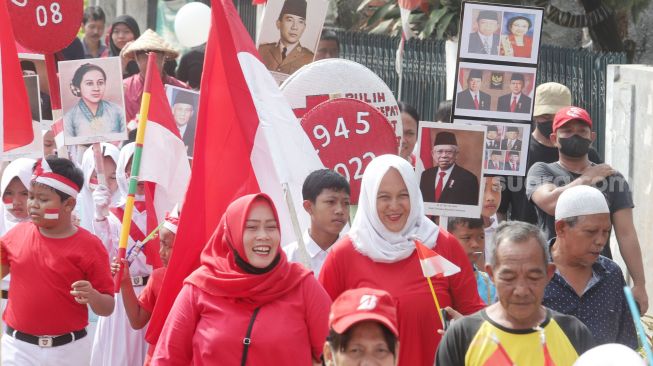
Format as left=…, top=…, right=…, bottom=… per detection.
left=458, top=2, right=543, bottom=65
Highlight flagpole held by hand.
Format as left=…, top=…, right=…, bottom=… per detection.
left=114, top=52, right=156, bottom=292
left=413, top=237, right=461, bottom=331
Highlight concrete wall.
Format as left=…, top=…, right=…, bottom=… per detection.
left=605, top=64, right=653, bottom=314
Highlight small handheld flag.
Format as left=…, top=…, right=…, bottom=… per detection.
left=414, top=237, right=461, bottom=329
left=3, top=198, right=13, bottom=210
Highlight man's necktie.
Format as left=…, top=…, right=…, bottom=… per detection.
left=483, top=38, right=490, bottom=54
left=474, top=95, right=479, bottom=109
left=510, top=96, right=517, bottom=112
left=511, top=163, right=516, bottom=170
left=435, top=172, right=446, bottom=202
left=508, top=140, right=513, bottom=150
left=282, top=47, right=287, bottom=60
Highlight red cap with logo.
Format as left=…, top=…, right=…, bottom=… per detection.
left=329, top=287, right=399, bottom=336
left=553, top=106, right=593, bottom=133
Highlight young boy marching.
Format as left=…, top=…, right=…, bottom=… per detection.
left=0, top=158, right=114, bottom=365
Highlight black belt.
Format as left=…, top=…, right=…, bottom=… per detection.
left=131, top=275, right=150, bottom=287
left=6, top=325, right=86, bottom=348
left=1, top=289, right=7, bottom=299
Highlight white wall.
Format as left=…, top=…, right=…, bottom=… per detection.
left=605, top=64, right=653, bottom=315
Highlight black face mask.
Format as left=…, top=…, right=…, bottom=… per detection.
left=558, top=135, right=592, bottom=157
left=535, top=120, right=553, bottom=138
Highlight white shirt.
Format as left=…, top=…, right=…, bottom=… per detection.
left=479, top=33, right=494, bottom=51
left=435, top=164, right=456, bottom=191
left=284, top=229, right=334, bottom=278
left=178, top=124, right=188, bottom=138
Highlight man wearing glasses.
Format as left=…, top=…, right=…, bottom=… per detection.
left=420, top=131, right=480, bottom=205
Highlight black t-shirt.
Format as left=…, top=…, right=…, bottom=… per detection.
left=499, top=137, right=602, bottom=224
left=525, top=161, right=634, bottom=248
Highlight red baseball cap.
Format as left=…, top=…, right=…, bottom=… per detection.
left=329, top=288, right=399, bottom=336
left=552, top=106, right=593, bottom=133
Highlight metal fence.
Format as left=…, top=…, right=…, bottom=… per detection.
left=235, top=0, right=625, bottom=158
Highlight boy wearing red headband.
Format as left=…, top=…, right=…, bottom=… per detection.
left=0, top=157, right=114, bottom=365
left=112, top=211, right=179, bottom=365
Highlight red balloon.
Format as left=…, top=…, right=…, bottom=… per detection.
left=8, top=0, right=84, bottom=54
left=301, top=98, right=399, bottom=204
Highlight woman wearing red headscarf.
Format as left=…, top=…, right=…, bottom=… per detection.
left=151, top=193, right=331, bottom=365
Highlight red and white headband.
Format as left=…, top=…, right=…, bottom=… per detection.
left=163, top=214, right=179, bottom=234
left=32, top=159, right=81, bottom=199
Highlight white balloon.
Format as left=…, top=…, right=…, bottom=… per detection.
left=174, top=2, right=211, bottom=48
left=574, top=343, right=645, bottom=366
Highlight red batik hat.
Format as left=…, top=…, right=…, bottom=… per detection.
left=552, top=106, right=592, bottom=133
left=31, top=158, right=81, bottom=198
left=329, top=287, right=399, bottom=336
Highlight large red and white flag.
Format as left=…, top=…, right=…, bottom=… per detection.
left=415, top=239, right=461, bottom=278
left=146, top=0, right=323, bottom=344
left=139, top=55, right=192, bottom=268
left=1, top=2, right=34, bottom=152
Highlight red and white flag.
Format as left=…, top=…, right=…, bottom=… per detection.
left=1, top=1, right=34, bottom=152
left=140, top=55, right=192, bottom=268
left=415, top=239, right=460, bottom=278
left=44, top=208, right=59, bottom=220
left=146, top=0, right=323, bottom=344
left=51, top=118, right=64, bottom=150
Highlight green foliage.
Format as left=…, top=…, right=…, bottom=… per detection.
left=358, top=0, right=652, bottom=39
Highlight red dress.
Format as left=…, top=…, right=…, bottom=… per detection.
left=319, top=230, right=485, bottom=366
left=500, top=34, right=533, bottom=58
left=138, top=267, right=166, bottom=366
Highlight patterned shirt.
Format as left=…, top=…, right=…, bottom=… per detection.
left=543, top=241, right=638, bottom=349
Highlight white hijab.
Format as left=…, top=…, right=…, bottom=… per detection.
left=350, top=154, right=439, bottom=263
left=0, top=158, right=36, bottom=234
left=78, top=143, right=121, bottom=232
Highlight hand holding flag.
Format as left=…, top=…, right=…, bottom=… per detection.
left=414, top=237, right=461, bottom=328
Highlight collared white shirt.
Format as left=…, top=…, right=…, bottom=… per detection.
left=479, top=33, right=494, bottom=52
left=435, top=164, right=456, bottom=191
left=468, top=90, right=479, bottom=100
left=510, top=93, right=522, bottom=105
left=178, top=124, right=187, bottom=138
left=283, top=229, right=335, bottom=278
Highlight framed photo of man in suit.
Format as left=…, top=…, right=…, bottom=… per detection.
left=416, top=122, right=485, bottom=218
left=256, top=0, right=328, bottom=79
left=458, top=2, right=543, bottom=64
left=165, top=85, right=200, bottom=158
left=453, top=62, right=536, bottom=121
left=454, top=119, right=531, bottom=177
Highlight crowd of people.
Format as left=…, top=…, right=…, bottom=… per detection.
left=0, top=2, right=649, bottom=366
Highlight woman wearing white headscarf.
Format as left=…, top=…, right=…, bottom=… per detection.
left=0, top=158, right=36, bottom=332
left=90, top=142, right=153, bottom=366
left=77, top=143, right=120, bottom=234
left=319, top=155, right=484, bottom=366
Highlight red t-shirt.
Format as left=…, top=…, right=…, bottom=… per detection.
left=319, top=230, right=486, bottom=366
left=139, top=267, right=166, bottom=366
left=1, top=222, right=114, bottom=335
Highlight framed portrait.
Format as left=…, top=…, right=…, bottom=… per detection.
left=3, top=75, right=44, bottom=161
left=18, top=53, right=53, bottom=122
left=59, top=57, right=127, bottom=146
left=256, top=0, right=328, bottom=76
left=453, top=62, right=536, bottom=121
left=458, top=2, right=543, bottom=64
left=454, top=119, right=531, bottom=176
left=416, top=122, right=486, bottom=218
left=165, top=85, right=200, bottom=158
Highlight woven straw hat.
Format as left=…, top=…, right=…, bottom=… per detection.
left=120, top=29, right=179, bottom=59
